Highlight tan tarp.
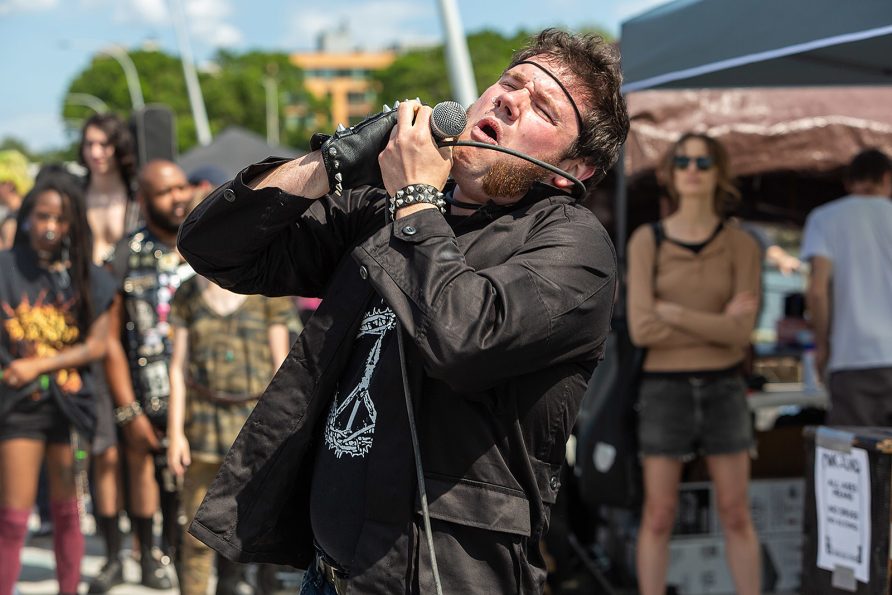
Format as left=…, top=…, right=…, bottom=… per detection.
left=625, top=87, right=892, bottom=179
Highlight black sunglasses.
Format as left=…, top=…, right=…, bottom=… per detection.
left=674, top=155, right=714, bottom=171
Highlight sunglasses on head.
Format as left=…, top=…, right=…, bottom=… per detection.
left=674, top=155, right=714, bottom=171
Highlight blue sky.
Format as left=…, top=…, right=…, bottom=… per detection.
left=0, top=0, right=665, bottom=151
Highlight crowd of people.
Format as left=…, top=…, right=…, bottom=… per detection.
left=0, top=25, right=891, bottom=595
left=0, top=113, right=301, bottom=595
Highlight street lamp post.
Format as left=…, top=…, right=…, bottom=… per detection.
left=263, top=76, right=280, bottom=146
left=62, top=41, right=145, bottom=112
left=168, top=0, right=212, bottom=146
left=97, top=45, right=145, bottom=110
left=435, top=0, right=478, bottom=107
left=65, top=93, right=110, bottom=114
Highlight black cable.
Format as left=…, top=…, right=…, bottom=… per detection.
left=384, top=206, right=445, bottom=595
left=439, top=139, right=587, bottom=199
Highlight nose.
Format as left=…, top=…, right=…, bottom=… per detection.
left=494, top=88, right=530, bottom=122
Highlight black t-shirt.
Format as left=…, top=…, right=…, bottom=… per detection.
left=309, top=296, right=410, bottom=569
left=0, top=246, right=116, bottom=433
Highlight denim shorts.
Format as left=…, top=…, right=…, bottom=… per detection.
left=637, top=374, right=753, bottom=460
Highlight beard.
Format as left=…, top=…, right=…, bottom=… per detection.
left=144, top=199, right=184, bottom=233
left=479, top=151, right=564, bottom=200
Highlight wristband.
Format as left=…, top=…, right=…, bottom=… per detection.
left=114, top=401, right=144, bottom=427
left=388, top=184, right=446, bottom=218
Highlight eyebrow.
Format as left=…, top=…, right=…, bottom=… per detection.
left=503, top=69, right=562, bottom=120
left=513, top=61, right=585, bottom=130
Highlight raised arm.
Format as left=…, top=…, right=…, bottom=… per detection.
left=178, top=109, right=402, bottom=298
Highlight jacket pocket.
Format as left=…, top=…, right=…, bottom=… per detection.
left=418, top=474, right=531, bottom=537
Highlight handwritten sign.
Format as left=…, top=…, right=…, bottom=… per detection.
left=815, top=446, right=871, bottom=583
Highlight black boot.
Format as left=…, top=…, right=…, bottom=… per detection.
left=132, top=515, right=173, bottom=590
left=87, top=515, right=125, bottom=593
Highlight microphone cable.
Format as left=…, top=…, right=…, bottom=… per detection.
left=439, top=139, right=588, bottom=199
left=385, top=202, right=445, bottom=595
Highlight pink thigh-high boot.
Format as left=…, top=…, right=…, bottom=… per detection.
left=0, top=506, right=30, bottom=595
left=50, top=499, right=84, bottom=595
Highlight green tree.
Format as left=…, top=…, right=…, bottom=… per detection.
left=62, top=48, right=323, bottom=154
left=373, top=26, right=614, bottom=107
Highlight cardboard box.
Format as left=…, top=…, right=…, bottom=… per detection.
left=674, top=478, right=805, bottom=536
left=666, top=532, right=802, bottom=594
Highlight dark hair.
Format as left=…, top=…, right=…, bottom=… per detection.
left=14, top=167, right=95, bottom=335
left=508, top=28, right=629, bottom=187
left=847, top=148, right=892, bottom=186
left=658, top=132, right=740, bottom=217
left=77, top=113, right=137, bottom=191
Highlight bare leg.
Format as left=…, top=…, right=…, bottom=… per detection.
left=636, top=456, right=684, bottom=595
left=92, top=445, right=123, bottom=516
left=126, top=448, right=158, bottom=518
left=707, top=451, right=760, bottom=595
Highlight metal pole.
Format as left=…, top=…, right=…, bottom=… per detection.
left=435, top=0, right=478, bottom=107
left=98, top=45, right=145, bottom=110
left=263, top=76, right=280, bottom=146
left=614, top=145, right=629, bottom=317
left=66, top=93, right=110, bottom=114
left=168, top=0, right=212, bottom=146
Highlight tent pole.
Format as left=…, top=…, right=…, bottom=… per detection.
left=614, top=144, right=628, bottom=316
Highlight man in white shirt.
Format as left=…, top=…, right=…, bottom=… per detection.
left=802, top=148, right=892, bottom=425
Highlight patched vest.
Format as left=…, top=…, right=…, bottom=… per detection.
left=120, top=228, right=194, bottom=425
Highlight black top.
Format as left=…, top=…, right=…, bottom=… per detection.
left=665, top=221, right=725, bottom=254
left=0, top=246, right=116, bottom=433
left=309, top=295, right=410, bottom=570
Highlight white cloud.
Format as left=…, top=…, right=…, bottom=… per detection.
left=185, top=0, right=242, bottom=47
left=285, top=1, right=438, bottom=51
left=96, top=0, right=242, bottom=48
left=0, top=0, right=57, bottom=15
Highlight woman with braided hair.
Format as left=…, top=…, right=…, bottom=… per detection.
left=0, top=169, right=116, bottom=595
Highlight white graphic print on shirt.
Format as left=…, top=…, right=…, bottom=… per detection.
left=324, top=304, right=397, bottom=458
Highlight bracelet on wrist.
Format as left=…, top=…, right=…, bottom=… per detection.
left=114, top=401, right=144, bottom=427
left=388, top=184, right=446, bottom=217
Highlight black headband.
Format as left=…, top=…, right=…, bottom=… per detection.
left=515, top=60, right=584, bottom=132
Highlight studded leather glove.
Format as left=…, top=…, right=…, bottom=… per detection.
left=310, top=105, right=400, bottom=195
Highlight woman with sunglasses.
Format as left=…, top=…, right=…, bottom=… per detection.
left=627, top=132, right=762, bottom=595
left=0, top=170, right=116, bottom=595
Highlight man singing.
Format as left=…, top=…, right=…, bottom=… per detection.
left=178, top=29, right=628, bottom=595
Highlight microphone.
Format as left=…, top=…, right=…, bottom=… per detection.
left=429, top=101, right=467, bottom=143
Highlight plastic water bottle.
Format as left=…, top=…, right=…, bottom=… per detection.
left=801, top=342, right=819, bottom=393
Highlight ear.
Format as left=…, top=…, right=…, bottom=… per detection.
left=549, top=157, right=597, bottom=190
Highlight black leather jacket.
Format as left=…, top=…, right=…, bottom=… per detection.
left=177, top=158, right=616, bottom=594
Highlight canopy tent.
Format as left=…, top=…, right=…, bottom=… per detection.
left=625, top=87, right=892, bottom=179
left=621, top=0, right=892, bottom=93
left=178, top=127, right=302, bottom=179
left=614, top=0, right=892, bottom=261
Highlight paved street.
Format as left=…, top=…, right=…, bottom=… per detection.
left=16, top=513, right=305, bottom=595
left=18, top=528, right=178, bottom=595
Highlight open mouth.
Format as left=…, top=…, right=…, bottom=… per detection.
left=472, top=118, right=500, bottom=145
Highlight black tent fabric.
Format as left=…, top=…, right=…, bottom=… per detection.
left=621, top=0, right=892, bottom=92
left=178, top=127, right=302, bottom=179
